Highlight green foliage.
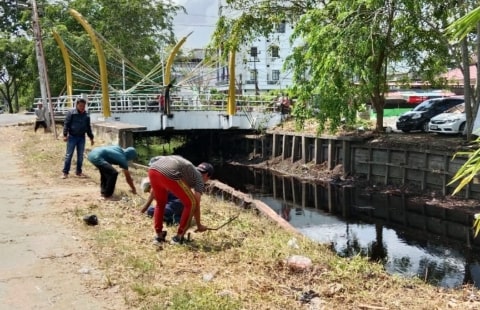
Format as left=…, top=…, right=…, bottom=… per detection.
left=168, top=286, right=241, bottom=310
left=134, top=136, right=184, bottom=165
left=44, top=0, right=182, bottom=95
left=474, top=214, right=480, bottom=238
left=0, top=36, right=34, bottom=112
left=1, top=0, right=182, bottom=108
left=445, top=3, right=480, bottom=235
left=446, top=6, right=480, bottom=40
left=291, top=100, right=311, bottom=131
left=0, top=0, right=30, bottom=36
left=448, top=137, right=480, bottom=196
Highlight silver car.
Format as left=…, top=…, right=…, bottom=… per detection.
left=428, top=103, right=466, bottom=135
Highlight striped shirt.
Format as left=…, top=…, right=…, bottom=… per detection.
left=149, top=155, right=205, bottom=193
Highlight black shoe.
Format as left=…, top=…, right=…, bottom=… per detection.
left=83, top=214, right=98, bottom=226
left=153, top=231, right=167, bottom=245
left=170, top=235, right=185, bottom=245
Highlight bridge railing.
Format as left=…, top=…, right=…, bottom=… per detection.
left=37, top=93, right=280, bottom=115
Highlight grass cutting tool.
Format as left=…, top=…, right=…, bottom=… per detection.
left=206, top=213, right=240, bottom=231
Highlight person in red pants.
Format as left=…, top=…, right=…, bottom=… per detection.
left=148, top=156, right=213, bottom=245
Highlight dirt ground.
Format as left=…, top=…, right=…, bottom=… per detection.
left=0, top=128, right=125, bottom=309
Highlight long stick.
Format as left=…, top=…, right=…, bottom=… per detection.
left=206, top=214, right=239, bottom=231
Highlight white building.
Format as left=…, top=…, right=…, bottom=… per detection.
left=216, top=21, right=295, bottom=95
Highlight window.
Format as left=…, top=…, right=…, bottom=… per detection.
left=250, top=70, right=257, bottom=81
left=250, top=47, right=258, bottom=57
left=245, top=70, right=257, bottom=84
left=270, top=46, right=279, bottom=58
left=276, top=21, right=286, bottom=33
left=272, top=70, right=280, bottom=81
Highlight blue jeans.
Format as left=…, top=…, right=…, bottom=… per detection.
left=62, top=135, right=86, bottom=175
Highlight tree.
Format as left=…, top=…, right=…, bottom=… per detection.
left=39, top=0, right=182, bottom=96
left=0, top=36, right=33, bottom=113
left=0, top=0, right=36, bottom=112
left=212, top=0, right=459, bottom=132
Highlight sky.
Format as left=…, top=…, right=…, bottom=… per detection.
left=171, top=0, right=219, bottom=49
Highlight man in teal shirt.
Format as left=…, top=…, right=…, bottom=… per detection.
left=87, top=145, right=137, bottom=200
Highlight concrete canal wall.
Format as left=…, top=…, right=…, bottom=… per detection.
left=250, top=131, right=480, bottom=200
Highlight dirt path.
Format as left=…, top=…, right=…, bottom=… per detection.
left=0, top=128, right=124, bottom=309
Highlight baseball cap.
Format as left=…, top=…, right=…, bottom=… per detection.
left=197, top=162, right=214, bottom=177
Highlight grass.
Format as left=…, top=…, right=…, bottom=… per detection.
left=373, top=108, right=411, bottom=117
left=5, top=124, right=480, bottom=309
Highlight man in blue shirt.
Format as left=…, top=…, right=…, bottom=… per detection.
left=61, top=98, right=94, bottom=178
left=87, top=145, right=138, bottom=200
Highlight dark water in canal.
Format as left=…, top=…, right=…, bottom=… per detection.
left=214, top=164, right=480, bottom=289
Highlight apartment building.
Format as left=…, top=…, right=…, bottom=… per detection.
left=215, top=21, right=295, bottom=95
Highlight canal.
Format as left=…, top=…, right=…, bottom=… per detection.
left=214, top=163, right=480, bottom=289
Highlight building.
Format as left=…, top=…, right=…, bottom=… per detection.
left=216, top=21, right=296, bottom=96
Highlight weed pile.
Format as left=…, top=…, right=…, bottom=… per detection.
left=7, top=125, right=480, bottom=309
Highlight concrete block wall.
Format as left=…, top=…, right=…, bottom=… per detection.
left=92, top=121, right=146, bottom=148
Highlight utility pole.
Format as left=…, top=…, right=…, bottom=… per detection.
left=249, top=47, right=260, bottom=96
left=31, top=0, right=57, bottom=137
left=217, top=0, right=222, bottom=84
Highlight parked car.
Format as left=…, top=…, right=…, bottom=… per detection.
left=428, top=103, right=466, bottom=135
left=395, top=96, right=464, bottom=132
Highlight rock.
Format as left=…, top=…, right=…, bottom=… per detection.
left=202, top=273, right=215, bottom=282
left=285, top=255, right=312, bottom=271
left=287, top=238, right=299, bottom=249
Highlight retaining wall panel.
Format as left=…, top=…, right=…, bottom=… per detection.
left=446, top=209, right=473, bottom=225
left=446, top=222, right=470, bottom=242
left=390, top=151, right=406, bottom=165
left=424, top=204, right=446, bottom=219
left=426, top=173, right=445, bottom=186
left=425, top=217, right=444, bottom=235
left=388, top=166, right=403, bottom=180
left=372, top=149, right=387, bottom=162
left=407, top=152, right=426, bottom=169
left=406, top=214, right=426, bottom=230
left=371, top=164, right=387, bottom=178
left=427, top=154, right=446, bottom=170
left=405, top=169, right=423, bottom=182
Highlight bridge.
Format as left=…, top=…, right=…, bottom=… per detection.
left=45, top=93, right=285, bottom=132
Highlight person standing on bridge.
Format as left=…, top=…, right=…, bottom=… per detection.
left=163, top=82, right=173, bottom=115
left=148, top=156, right=214, bottom=245
left=61, top=98, right=94, bottom=179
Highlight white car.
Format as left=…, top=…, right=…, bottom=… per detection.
left=428, top=103, right=465, bottom=135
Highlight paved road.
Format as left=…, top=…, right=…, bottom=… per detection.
left=0, top=113, right=35, bottom=127
left=0, top=127, right=118, bottom=309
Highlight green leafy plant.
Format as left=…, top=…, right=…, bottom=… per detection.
left=474, top=214, right=480, bottom=238
left=448, top=137, right=480, bottom=236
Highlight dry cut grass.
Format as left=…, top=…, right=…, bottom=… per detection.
left=6, top=124, right=480, bottom=309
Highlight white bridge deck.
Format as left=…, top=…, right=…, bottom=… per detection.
left=43, top=94, right=284, bottom=131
